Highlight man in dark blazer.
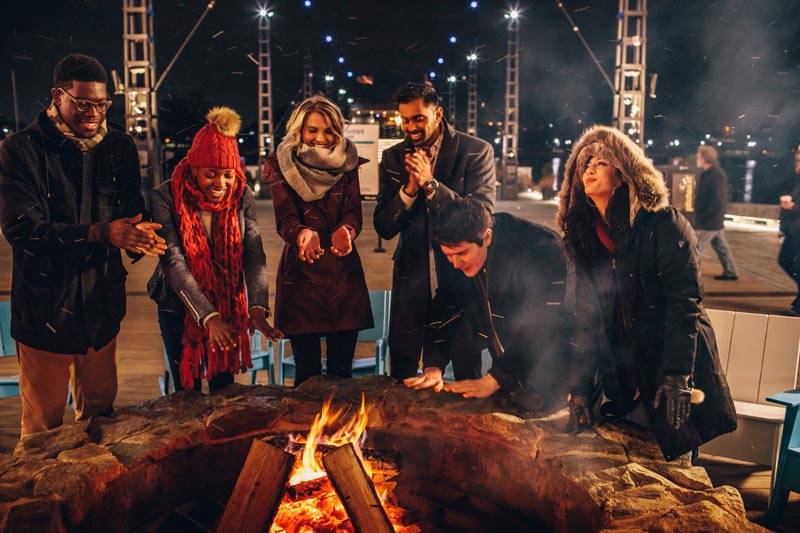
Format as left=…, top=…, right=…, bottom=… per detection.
left=374, top=83, right=496, bottom=380
left=404, top=197, right=570, bottom=405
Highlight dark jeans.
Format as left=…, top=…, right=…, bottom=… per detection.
left=157, top=310, right=234, bottom=393
left=289, top=330, right=359, bottom=386
left=779, top=236, right=800, bottom=309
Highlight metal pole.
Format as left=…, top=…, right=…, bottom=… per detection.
left=153, top=1, right=216, bottom=93
left=502, top=12, right=520, bottom=200
left=257, top=9, right=275, bottom=159
left=466, top=55, right=478, bottom=137
left=11, top=70, right=20, bottom=132
left=555, top=1, right=615, bottom=94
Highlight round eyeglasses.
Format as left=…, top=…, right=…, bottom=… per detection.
left=59, top=88, right=112, bottom=113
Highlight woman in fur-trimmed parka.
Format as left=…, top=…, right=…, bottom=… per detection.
left=557, top=125, right=736, bottom=461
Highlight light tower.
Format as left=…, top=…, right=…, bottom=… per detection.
left=257, top=6, right=275, bottom=160
left=501, top=8, right=520, bottom=200
left=447, top=75, right=457, bottom=128
left=612, top=0, right=647, bottom=143
left=302, top=47, right=313, bottom=99
left=122, top=0, right=160, bottom=192
left=466, top=52, right=478, bottom=137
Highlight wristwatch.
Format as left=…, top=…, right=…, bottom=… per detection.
left=423, top=178, right=439, bottom=194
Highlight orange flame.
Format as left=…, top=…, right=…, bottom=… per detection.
left=289, top=394, right=371, bottom=485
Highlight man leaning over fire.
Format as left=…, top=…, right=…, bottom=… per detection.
left=404, top=197, right=572, bottom=409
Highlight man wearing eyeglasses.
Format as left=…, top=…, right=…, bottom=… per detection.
left=0, top=53, right=167, bottom=437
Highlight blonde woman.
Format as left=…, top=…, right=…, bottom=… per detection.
left=264, top=96, right=373, bottom=386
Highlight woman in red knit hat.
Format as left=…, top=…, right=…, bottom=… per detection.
left=264, top=96, right=373, bottom=386
left=148, top=107, right=282, bottom=392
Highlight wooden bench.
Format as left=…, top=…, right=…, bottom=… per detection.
left=701, top=309, right=800, bottom=488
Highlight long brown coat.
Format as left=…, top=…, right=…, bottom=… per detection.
left=264, top=155, right=373, bottom=336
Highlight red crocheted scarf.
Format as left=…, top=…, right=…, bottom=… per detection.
left=170, top=158, right=252, bottom=389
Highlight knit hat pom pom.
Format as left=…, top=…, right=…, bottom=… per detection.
left=207, top=107, right=241, bottom=138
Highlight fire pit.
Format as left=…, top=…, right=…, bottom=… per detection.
left=1, top=375, right=767, bottom=532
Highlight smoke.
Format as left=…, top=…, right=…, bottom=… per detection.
left=647, top=0, right=800, bottom=148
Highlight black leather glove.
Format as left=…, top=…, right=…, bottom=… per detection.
left=653, top=374, right=692, bottom=430
left=567, top=394, right=594, bottom=435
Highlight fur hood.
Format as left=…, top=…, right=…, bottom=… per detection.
left=556, top=125, right=669, bottom=227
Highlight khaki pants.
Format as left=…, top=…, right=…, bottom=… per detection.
left=17, top=338, right=118, bottom=437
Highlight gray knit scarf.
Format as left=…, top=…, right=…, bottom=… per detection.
left=277, top=138, right=359, bottom=202
left=46, top=101, right=107, bottom=152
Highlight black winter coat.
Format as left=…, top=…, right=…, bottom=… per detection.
left=427, top=213, right=571, bottom=397
left=694, top=164, right=729, bottom=230
left=571, top=207, right=737, bottom=461
left=779, top=173, right=800, bottom=238
left=0, top=112, right=145, bottom=353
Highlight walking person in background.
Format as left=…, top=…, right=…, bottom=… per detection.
left=694, top=145, right=739, bottom=280
left=558, top=125, right=736, bottom=462
left=149, top=106, right=281, bottom=393
left=778, top=146, right=800, bottom=315
left=0, top=54, right=166, bottom=436
left=374, top=82, right=495, bottom=381
left=264, top=96, right=372, bottom=386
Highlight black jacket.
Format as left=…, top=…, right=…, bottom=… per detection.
left=374, top=121, right=496, bottom=346
left=426, top=213, right=571, bottom=396
left=779, top=173, right=800, bottom=238
left=0, top=112, right=145, bottom=353
left=571, top=207, right=737, bottom=461
left=694, top=164, right=729, bottom=230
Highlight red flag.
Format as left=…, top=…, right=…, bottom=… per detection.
left=356, top=75, right=374, bottom=85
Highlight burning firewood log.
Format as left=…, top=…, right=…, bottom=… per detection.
left=216, top=439, right=294, bottom=533
left=323, top=442, right=394, bottom=533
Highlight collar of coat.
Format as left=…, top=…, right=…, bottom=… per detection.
left=398, top=118, right=459, bottom=182
left=28, top=110, right=114, bottom=152
left=556, top=125, right=670, bottom=227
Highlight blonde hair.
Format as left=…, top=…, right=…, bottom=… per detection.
left=282, top=96, right=345, bottom=152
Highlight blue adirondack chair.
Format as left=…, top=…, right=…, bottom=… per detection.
left=766, top=389, right=800, bottom=528
left=275, top=290, right=391, bottom=384
left=248, top=330, right=275, bottom=385
left=0, top=300, right=20, bottom=398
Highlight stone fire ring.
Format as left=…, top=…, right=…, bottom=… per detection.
left=0, top=375, right=765, bottom=532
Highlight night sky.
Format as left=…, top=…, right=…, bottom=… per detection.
left=2, top=0, right=799, bottom=161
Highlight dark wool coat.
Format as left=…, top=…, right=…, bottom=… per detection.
left=264, top=154, right=372, bottom=336
left=779, top=173, right=800, bottom=238
left=694, top=164, right=729, bottom=231
left=557, top=125, right=737, bottom=461
left=426, top=213, right=571, bottom=399
left=373, top=120, right=496, bottom=358
left=0, top=112, right=145, bottom=354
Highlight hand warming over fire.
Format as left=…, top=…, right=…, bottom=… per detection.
left=247, top=308, right=284, bottom=340
left=330, top=225, right=353, bottom=257
left=297, top=228, right=324, bottom=263
left=403, top=367, right=444, bottom=392
left=442, top=374, right=500, bottom=399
